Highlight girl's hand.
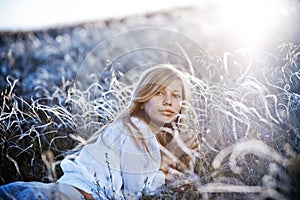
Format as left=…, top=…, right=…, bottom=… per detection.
left=164, top=167, right=185, bottom=184
left=161, top=125, right=200, bottom=157
left=179, top=132, right=200, bottom=152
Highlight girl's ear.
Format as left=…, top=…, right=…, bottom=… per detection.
left=140, top=104, right=144, bottom=110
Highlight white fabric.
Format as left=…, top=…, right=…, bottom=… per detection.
left=58, top=117, right=165, bottom=199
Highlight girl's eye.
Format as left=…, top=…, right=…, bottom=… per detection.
left=173, top=94, right=182, bottom=99
left=156, top=91, right=163, bottom=96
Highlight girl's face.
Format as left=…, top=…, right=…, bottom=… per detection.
left=143, top=79, right=183, bottom=131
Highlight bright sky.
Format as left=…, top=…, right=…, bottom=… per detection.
left=0, top=0, right=199, bottom=31
left=0, top=0, right=298, bottom=51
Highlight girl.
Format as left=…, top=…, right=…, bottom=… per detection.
left=58, top=64, right=199, bottom=199
left=0, top=64, right=199, bottom=200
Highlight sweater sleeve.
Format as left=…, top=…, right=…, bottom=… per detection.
left=59, top=123, right=126, bottom=199
left=59, top=118, right=165, bottom=199
left=120, top=117, right=165, bottom=198
left=84, top=122, right=125, bottom=199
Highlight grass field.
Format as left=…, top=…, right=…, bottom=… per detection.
left=1, top=6, right=300, bottom=199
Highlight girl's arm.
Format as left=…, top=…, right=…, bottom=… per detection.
left=120, top=117, right=165, bottom=198
left=85, top=123, right=125, bottom=199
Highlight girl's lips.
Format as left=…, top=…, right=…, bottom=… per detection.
left=159, top=109, right=176, bottom=115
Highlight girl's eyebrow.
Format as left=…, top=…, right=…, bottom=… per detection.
left=172, top=89, right=182, bottom=93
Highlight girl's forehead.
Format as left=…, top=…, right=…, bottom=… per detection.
left=161, top=79, right=183, bottom=91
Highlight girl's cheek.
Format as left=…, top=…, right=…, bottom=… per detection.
left=178, top=100, right=183, bottom=108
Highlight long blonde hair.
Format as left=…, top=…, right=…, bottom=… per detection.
left=80, top=64, right=192, bottom=154
left=115, top=64, right=192, bottom=152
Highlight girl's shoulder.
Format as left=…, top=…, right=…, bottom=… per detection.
left=101, top=120, right=127, bottom=143
left=130, top=116, right=153, bottom=137
left=100, top=116, right=154, bottom=145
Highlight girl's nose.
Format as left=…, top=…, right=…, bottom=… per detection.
left=162, top=95, right=172, bottom=106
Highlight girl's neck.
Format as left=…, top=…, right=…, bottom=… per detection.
left=133, top=112, right=162, bottom=134
left=148, top=123, right=163, bottom=134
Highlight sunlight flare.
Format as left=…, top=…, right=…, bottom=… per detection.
left=214, top=0, right=293, bottom=49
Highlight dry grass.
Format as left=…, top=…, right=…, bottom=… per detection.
left=0, top=10, right=300, bottom=198
left=1, top=41, right=300, bottom=199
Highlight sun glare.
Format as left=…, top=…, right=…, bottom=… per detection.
left=215, top=0, right=293, bottom=50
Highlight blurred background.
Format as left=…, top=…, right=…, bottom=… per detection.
left=0, top=0, right=198, bottom=30
left=1, top=1, right=300, bottom=199
left=1, top=0, right=299, bottom=52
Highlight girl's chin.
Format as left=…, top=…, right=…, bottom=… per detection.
left=157, top=119, right=175, bottom=127
left=148, top=116, right=177, bottom=129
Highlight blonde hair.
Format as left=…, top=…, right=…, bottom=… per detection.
left=70, top=64, right=193, bottom=155
left=115, top=64, right=192, bottom=152
left=70, top=64, right=195, bottom=172
left=135, top=65, right=189, bottom=113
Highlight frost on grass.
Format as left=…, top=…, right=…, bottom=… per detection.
left=142, top=44, right=300, bottom=199
left=1, top=41, right=300, bottom=200
left=0, top=77, right=75, bottom=182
